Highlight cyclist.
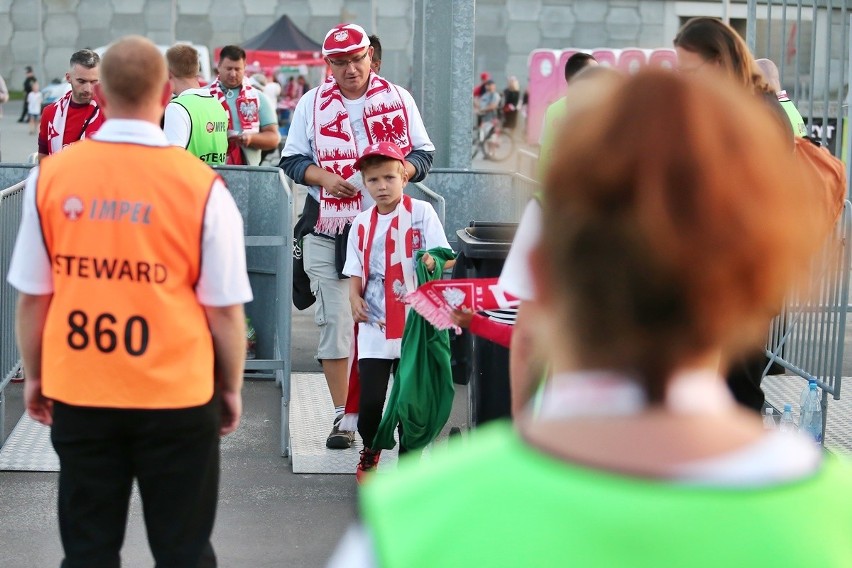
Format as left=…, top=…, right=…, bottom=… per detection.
left=477, top=80, right=501, bottom=153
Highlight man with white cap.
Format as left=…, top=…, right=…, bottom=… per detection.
left=280, top=22, right=434, bottom=449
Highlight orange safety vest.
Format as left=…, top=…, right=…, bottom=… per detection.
left=36, top=139, right=219, bottom=409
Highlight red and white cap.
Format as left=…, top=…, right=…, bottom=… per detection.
left=354, top=141, right=406, bottom=170
left=322, top=23, right=370, bottom=57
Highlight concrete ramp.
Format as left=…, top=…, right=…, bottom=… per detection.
left=289, top=372, right=399, bottom=474
left=0, top=413, right=59, bottom=472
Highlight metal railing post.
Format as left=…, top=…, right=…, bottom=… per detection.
left=835, top=3, right=849, bottom=158
left=747, top=0, right=758, bottom=52
left=781, top=0, right=789, bottom=85
left=0, top=179, right=28, bottom=448
left=807, top=0, right=819, bottom=135
left=794, top=0, right=804, bottom=104
left=847, top=15, right=852, bottom=196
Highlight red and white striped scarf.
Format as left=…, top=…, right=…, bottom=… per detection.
left=406, top=277, right=520, bottom=330
left=341, top=195, right=416, bottom=429
left=47, top=90, right=101, bottom=155
left=208, top=78, right=261, bottom=165
left=360, top=194, right=416, bottom=339
left=312, top=73, right=413, bottom=235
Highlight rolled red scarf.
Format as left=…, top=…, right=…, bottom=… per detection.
left=340, top=323, right=360, bottom=432
left=405, top=277, right=519, bottom=330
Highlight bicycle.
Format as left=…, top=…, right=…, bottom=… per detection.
left=472, top=117, right=515, bottom=162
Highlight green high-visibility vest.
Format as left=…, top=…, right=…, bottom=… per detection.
left=779, top=96, right=807, bottom=138
left=172, top=92, right=228, bottom=164
left=538, top=97, right=569, bottom=180
left=361, top=421, right=852, bottom=567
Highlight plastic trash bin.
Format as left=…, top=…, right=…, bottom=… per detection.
left=451, top=222, right=517, bottom=426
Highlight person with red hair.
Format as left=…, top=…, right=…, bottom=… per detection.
left=330, top=70, right=850, bottom=567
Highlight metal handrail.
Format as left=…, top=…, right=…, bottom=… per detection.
left=0, top=180, right=27, bottom=445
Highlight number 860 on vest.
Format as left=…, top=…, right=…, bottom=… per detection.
left=67, top=310, right=149, bottom=356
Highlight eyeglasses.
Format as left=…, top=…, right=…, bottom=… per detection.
left=327, top=51, right=370, bottom=68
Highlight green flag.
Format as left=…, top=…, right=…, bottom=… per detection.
left=373, top=247, right=457, bottom=451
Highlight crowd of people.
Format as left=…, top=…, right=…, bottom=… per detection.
left=5, top=16, right=851, bottom=568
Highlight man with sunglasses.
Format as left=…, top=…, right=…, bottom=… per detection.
left=280, top=23, right=434, bottom=450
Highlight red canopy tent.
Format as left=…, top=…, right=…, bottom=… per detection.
left=215, top=15, right=325, bottom=72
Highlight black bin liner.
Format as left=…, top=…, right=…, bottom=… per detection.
left=450, top=222, right=517, bottom=425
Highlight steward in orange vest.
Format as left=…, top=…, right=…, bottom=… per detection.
left=37, top=141, right=218, bottom=409
left=9, top=36, right=251, bottom=567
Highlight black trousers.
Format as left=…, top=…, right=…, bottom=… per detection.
left=19, top=96, right=29, bottom=121
left=358, top=358, right=406, bottom=453
left=50, top=397, right=220, bottom=568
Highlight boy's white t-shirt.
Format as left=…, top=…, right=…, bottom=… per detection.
left=343, top=198, right=450, bottom=360
left=27, top=91, right=43, bottom=115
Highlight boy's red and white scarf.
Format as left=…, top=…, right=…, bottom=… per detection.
left=208, top=78, right=261, bottom=165
left=312, top=72, right=413, bottom=235
left=47, top=90, right=101, bottom=155
left=340, top=195, right=416, bottom=430
left=407, top=277, right=520, bottom=330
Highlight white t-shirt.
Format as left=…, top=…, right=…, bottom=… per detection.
left=342, top=199, right=450, bottom=359
left=498, top=199, right=541, bottom=301
left=281, top=83, right=435, bottom=204
left=27, top=91, right=43, bottom=115
left=7, top=119, right=253, bottom=307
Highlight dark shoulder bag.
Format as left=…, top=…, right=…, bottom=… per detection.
left=334, top=222, right=352, bottom=280
left=293, top=197, right=319, bottom=310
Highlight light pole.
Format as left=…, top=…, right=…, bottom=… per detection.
left=171, top=0, right=177, bottom=44
left=37, top=0, right=45, bottom=86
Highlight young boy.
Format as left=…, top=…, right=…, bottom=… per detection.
left=26, top=81, right=42, bottom=135
left=343, top=141, right=452, bottom=483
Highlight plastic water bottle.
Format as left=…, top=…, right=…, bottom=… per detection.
left=799, top=383, right=823, bottom=444
left=762, top=407, right=776, bottom=430
left=779, top=404, right=796, bottom=433
left=799, top=379, right=817, bottom=416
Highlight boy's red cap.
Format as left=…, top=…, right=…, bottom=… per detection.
left=354, top=141, right=406, bottom=170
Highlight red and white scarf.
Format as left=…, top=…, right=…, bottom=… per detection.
left=47, top=90, right=101, bottom=155
left=407, top=277, right=520, bottom=331
left=209, top=78, right=261, bottom=165
left=313, top=72, right=413, bottom=235
left=361, top=194, right=416, bottom=339
left=340, top=195, right=416, bottom=430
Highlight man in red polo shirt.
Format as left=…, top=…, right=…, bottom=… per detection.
left=38, top=49, right=106, bottom=162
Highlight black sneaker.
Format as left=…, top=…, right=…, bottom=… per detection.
left=326, top=415, right=355, bottom=449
